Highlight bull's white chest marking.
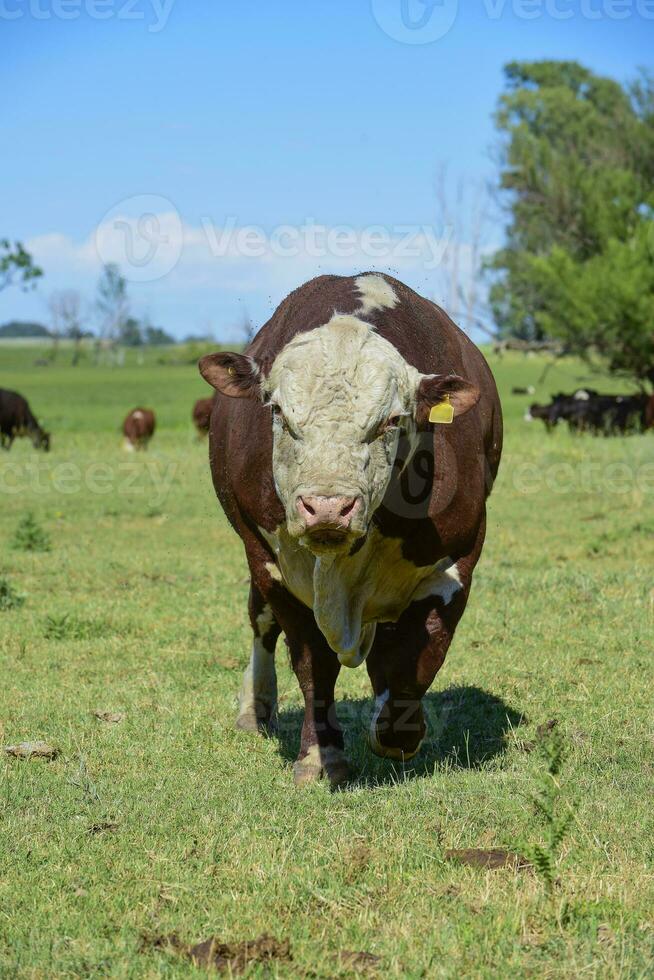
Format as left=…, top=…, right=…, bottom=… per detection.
left=260, top=525, right=462, bottom=667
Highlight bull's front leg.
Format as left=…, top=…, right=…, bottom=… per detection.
left=236, top=582, right=281, bottom=734
left=271, top=598, right=349, bottom=788
left=367, top=588, right=469, bottom=761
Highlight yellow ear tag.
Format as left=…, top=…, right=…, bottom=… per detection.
left=429, top=395, right=454, bottom=424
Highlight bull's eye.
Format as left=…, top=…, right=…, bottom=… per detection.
left=272, top=405, right=287, bottom=429
left=374, top=415, right=402, bottom=439
left=271, top=405, right=297, bottom=438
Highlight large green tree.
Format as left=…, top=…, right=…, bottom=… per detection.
left=0, top=240, right=42, bottom=292
left=488, top=60, right=654, bottom=386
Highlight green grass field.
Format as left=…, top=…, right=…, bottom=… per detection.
left=1, top=345, right=653, bottom=978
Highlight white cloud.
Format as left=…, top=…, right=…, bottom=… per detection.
left=22, top=212, right=488, bottom=340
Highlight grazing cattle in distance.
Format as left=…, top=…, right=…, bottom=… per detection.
left=192, top=396, right=214, bottom=437
left=0, top=388, right=50, bottom=451
left=527, top=390, right=649, bottom=436
left=123, top=408, right=156, bottom=450
left=511, top=385, right=535, bottom=395
left=612, top=394, right=651, bottom=435
left=526, top=402, right=557, bottom=430
left=200, top=272, right=502, bottom=786
left=526, top=389, right=597, bottom=430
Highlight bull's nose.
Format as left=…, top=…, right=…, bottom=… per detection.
left=296, top=494, right=361, bottom=532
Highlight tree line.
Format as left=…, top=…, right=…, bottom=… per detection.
left=0, top=251, right=176, bottom=358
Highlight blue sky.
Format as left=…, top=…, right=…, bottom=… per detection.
left=1, top=0, right=652, bottom=340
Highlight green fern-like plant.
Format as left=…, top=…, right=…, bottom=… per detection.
left=523, top=729, right=575, bottom=893
left=0, top=577, right=25, bottom=611
left=12, top=512, right=51, bottom=552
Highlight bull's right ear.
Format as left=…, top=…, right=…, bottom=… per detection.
left=198, top=352, right=261, bottom=398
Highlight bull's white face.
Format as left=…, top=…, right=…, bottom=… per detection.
left=263, top=315, right=421, bottom=551
left=198, top=280, right=480, bottom=558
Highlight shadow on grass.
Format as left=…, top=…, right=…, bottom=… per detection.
left=275, top=685, right=525, bottom=788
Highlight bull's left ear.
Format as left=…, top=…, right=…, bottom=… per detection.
left=415, top=374, right=480, bottom=426
left=198, top=352, right=261, bottom=399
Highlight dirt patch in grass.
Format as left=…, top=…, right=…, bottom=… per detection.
left=93, top=710, right=124, bottom=723
left=4, top=740, right=59, bottom=760
left=143, top=933, right=292, bottom=973
left=339, top=950, right=381, bottom=972
left=445, top=848, right=531, bottom=871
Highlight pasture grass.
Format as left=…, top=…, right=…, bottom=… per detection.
left=1, top=346, right=653, bottom=978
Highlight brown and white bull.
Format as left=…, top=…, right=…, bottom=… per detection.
left=200, top=273, right=502, bottom=786
left=123, top=408, right=156, bottom=450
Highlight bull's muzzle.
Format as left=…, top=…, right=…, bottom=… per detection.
left=296, top=494, right=363, bottom=550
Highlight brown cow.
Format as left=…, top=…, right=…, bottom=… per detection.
left=0, top=388, right=50, bottom=451
left=199, top=273, right=502, bottom=786
left=192, top=396, right=214, bottom=437
left=123, top=408, right=155, bottom=450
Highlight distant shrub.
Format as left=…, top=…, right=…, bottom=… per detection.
left=0, top=577, right=25, bottom=611
left=12, top=513, right=51, bottom=552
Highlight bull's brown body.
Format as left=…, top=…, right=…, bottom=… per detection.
left=206, top=273, right=502, bottom=784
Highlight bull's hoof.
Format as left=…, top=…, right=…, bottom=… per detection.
left=292, top=745, right=350, bottom=788
left=235, top=705, right=277, bottom=735
left=369, top=696, right=425, bottom=761
left=368, top=728, right=424, bottom=761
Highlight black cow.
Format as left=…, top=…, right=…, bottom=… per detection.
left=0, top=389, right=50, bottom=451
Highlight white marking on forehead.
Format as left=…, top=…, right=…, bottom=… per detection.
left=265, top=313, right=418, bottom=427
left=133, top=410, right=144, bottom=419
left=355, top=274, right=399, bottom=315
